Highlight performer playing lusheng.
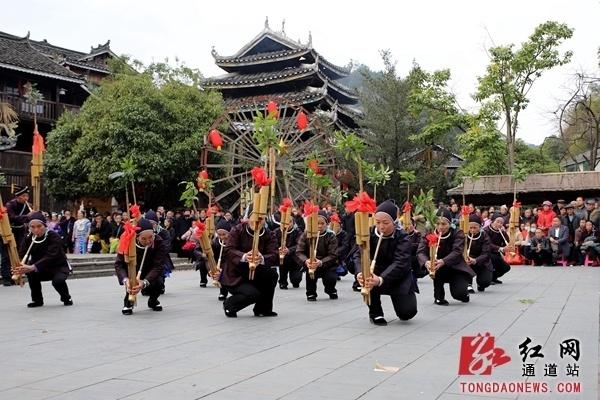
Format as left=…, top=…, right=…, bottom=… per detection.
left=295, top=210, right=338, bottom=302
left=115, top=218, right=167, bottom=315
left=272, top=211, right=302, bottom=290
left=6, top=185, right=32, bottom=248
left=465, top=214, right=493, bottom=293
left=14, top=211, right=73, bottom=308
left=484, top=216, right=512, bottom=284
left=221, top=213, right=279, bottom=317
left=417, top=209, right=475, bottom=306
left=355, top=200, right=418, bottom=325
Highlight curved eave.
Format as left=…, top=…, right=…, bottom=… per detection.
left=63, top=61, right=110, bottom=74
left=204, top=66, right=318, bottom=90
left=224, top=86, right=327, bottom=111
left=313, top=50, right=351, bottom=78
left=318, top=72, right=358, bottom=101
left=0, top=62, right=85, bottom=84
left=325, top=95, right=363, bottom=120
left=214, top=48, right=311, bottom=69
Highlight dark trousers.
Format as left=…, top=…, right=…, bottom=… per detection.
left=193, top=252, right=208, bottom=284
left=306, top=267, right=337, bottom=297
left=0, top=242, right=10, bottom=280
left=223, top=266, right=278, bottom=313
left=433, top=267, right=470, bottom=302
left=27, top=269, right=70, bottom=303
left=490, top=253, right=511, bottom=279
left=368, top=285, right=417, bottom=320
left=125, top=276, right=164, bottom=307
left=279, top=259, right=302, bottom=287
left=471, top=263, right=492, bottom=289
left=530, top=249, right=552, bottom=266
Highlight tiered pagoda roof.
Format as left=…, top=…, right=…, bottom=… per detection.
left=203, top=20, right=362, bottom=130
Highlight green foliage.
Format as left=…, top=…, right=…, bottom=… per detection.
left=23, top=82, right=43, bottom=104
left=45, top=61, right=223, bottom=204
left=327, top=186, right=348, bottom=208
left=412, top=189, right=437, bottom=232
left=475, top=21, right=574, bottom=172
left=252, top=111, right=279, bottom=155
left=399, top=170, right=416, bottom=184
left=179, top=181, right=198, bottom=209
left=306, top=168, right=332, bottom=190
left=364, top=162, right=393, bottom=187
left=333, top=131, right=365, bottom=163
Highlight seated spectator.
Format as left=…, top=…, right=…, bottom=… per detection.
left=536, top=201, right=556, bottom=235
left=530, top=228, right=552, bottom=266
left=516, top=223, right=533, bottom=263
left=586, top=199, right=600, bottom=228
left=521, top=208, right=535, bottom=225
left=548, top=217, right=570, bottom=264
left=578, top=221, right=599, bottom=263
left=481, top=210, right=491, bottom=228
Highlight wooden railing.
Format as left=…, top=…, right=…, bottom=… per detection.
left=0, top=93, right=80, bottom=122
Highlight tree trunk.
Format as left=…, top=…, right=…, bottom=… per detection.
left=506, top=112, right=514, bottom=174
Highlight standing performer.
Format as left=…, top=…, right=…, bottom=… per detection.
left=484, top=216, right=512, bottom=284
left=212, top=221, right=231, bottom=301
left=221, top=215, right=279, bottom=317
left=6, top=185, right=32, bottom=248
left=145, top=210, right=174, bottom=294
left=355, top=200, right=418, bottom=325
left=13, top=212, right=73, bottom=308
left=115, top=218, right=167, bottom=315
left=295, top=211, right=338, bottom=302
left=464, top=214, right=493, bottom=293
left=272, top=212, right=302, bottom=290
left=417, top=209, right=475, bottom=305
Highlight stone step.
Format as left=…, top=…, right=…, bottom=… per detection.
left=69, top=259, right=192, bottom=272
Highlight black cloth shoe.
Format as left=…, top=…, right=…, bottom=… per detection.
left=279, top=284, right=288, bottom=290
left=218, top=294, right=227, bottom=301
left=254, top=310, right=278, bottom=317
left=121, top=306, right=133, bottom=315
left=224, top=308, right=237, bottom=318
left=3, top=279, right=15, bottom=286
left=292, top=283, right=300, bottom=288
left=370, top=316, right=388, bottom=326
left=352, top=282, right=361, bottom=292
left=467, top=285, right=475, bottom=294
left=492, top=278, right=503, bottom=284
left=148, top=299, right=162, bottom=311
left=307, top=295, right=317, bottom=302
left=434, top=299, right=449, bottom=306
left=27, top=301, right=43, bottom=308
left=477, top=286, right=485, bottom=292
left=329, top=292, right=338, bottom=300
left=199, top=282, right=207, bottom=288
left=62, top=297, right=73, bottom=306
left=459, top=295, right=470, bottom=303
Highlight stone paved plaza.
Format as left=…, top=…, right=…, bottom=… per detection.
left=0, top=266, right=597, bottom=400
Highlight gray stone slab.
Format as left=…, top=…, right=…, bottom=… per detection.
left=0, top=267, right=596, bottom=400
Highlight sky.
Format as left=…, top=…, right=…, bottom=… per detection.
left=4, top=0, right=599, bottom=145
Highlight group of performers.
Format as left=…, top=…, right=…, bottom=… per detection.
left=4, top=184, right=516, bottom=326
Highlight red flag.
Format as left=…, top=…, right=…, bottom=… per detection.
left=32, top=128, right=45, bottom=155
left=251, top=166, right=272, bottom=187
left=344, top=192, right=376, bottom=214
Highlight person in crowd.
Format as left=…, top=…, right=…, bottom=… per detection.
left=536, top=201, right=556, bottom=235
left=464, top=214, right=493, bottom=293
left=59, top=210, right=76, bottom=253
left=529, top=228, right=552, bottom=266
left=548, top=217, right=570, bottom=264
left=573, top=197, right=587, bottom=220
left=72, top=210, right=91, bottom=254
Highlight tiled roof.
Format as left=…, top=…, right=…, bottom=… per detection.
left=204, top=64, right=318, bottom=89
left=0, top=32, right=84, bottom=82
left=223, top=86, right=327, bottom=110
left=214, top=48, right=311, bottom=65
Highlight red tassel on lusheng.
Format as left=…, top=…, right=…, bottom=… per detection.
left=266, top=101, right=278, bottom=118
left=251, top=166, right=272, bottom=187
left=278, top=197, right=293, bottom=214
left=208, top=129, right=223, bottom=151
left=303, top=200, right=319, bottom=217
left=117, top=221, right=137, bottom=254
left=344, top=192, right=377, bottom=214
left=296, top=111, right=308, bottom=130
left=129, top=204, right=141, bottom=219
left=461, top=205, right=470, bottom=216
left=330, top=213, right=341, bottom=224
left=197, top=170, right=209, bottom=190
left=513, top=201, right=521, bottom=208
left=194, top=220, right=206, bottom=239
left=402, top=201, right=412, bottom=213
left=426, top=233, right=439, bottom=247
left=32, top=129, right=45, bottom=155
left=0, top=206, right=7, bottom=220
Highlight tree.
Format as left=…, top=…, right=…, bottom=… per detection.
left=556, top=72, right=600, bottom=170
left=45, top=62, right=223, bottom=206
left=475, top=21, right=573, bottom=174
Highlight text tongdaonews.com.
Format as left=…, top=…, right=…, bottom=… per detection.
left=460, top=381, right=582, bottom=394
